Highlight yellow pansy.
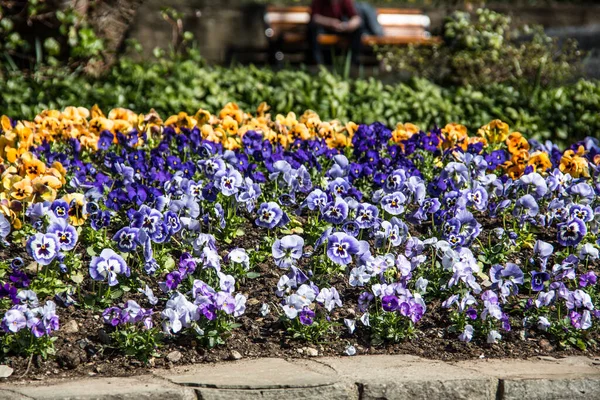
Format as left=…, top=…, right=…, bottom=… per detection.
left=506, top=132, right=529, bottom=155
left=10, top=178, right=34, bottom=201
left=62, top=193, right=87, bottom=226
left=478, top=119, right=509, bottom=145
left=222, top=116, right=239, bottom=136
left=560, top=146, right=590, bottom=178
left=19, top=152, right=46, bottom=180
left=528, top=151, right=552, bottom=173
left=219, top=102, right=244, bottom=124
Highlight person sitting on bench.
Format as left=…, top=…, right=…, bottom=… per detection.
left=309, top=0, right=363, bottom=65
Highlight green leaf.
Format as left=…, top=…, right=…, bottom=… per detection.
left=246, top=272, right=261, bottom=279
left=163, top=256, right=175, bottom=271
left=86, top=247, right=97, bottom=257
left=71, top=273, right=84, bottom=284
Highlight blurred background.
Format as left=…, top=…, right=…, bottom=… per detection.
left=1, top=0, right=599, bottom=145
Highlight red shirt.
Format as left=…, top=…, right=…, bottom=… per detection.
left=311, top=0, right=357, bottom=19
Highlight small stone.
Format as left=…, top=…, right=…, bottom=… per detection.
left=305, top=347, right=318, bottom=357
left=247, top=298, right=260, bottom=306
left=148, top=358, right=156, bottom=367
left=167, top=351, right=182, bottom=363
left=537, top=355, right=558, bottom=362
left=25, top=262, right=39, bottom=274
left=98, top=329, right=111, bottom=345
left=296, top=348, right=304, bottom=355
left=88, top=372, right=97, bottom=377
left=57, top=350, right=81, bottom=369
left=539, top=339, right=555, bottom=352
left=230, top=350, right=243, bottom=360
left=0, top=365, right=14, bottom=378
left=63, top=320, right=79, bottom=334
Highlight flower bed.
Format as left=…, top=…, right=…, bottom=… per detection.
left=0, top=103, right=599, bottom=377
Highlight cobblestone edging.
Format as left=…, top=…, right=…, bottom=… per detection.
left=1, top=355, right=599, bottom=399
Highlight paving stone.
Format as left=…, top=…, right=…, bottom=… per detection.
left=0, top=389, right=29, bottom=400
left=193, top=382, right=356, bottom=400
left=501, top=377, right=600, bottom=400
left=2, top=355, right=600, bottom=400
left=157, top=357, right=337, bottom=389
left=359, top=379, right=496, bottom=400
left=318, top=355, right=497, bottom=400
left=4, top=377, right=195, bottom=400
left=452, top=357, right=600, bottom=380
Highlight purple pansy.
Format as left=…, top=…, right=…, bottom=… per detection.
left=321, top=197, right=349, bottom=225
left=355, top=202, right=379, bottom=229
left=26, top=233, right=60, bottom=266
left=272, top=235, right=304, bottom=269
left=557, top=218, right=587, bottom=247
left=255, top=202, right=285, bottom=229
left=327, top=232, right=360, bottom=266
left=89, top=249, right=130, bottom=286
left=531, top=271, right=550, bottom=292
left=380, top=192, right=406, bottom=215
left=381, top=295, right=399, bottom=312
left=113, top=227, right=140, bottom=252
left=47, top=218, right=78, bottom=251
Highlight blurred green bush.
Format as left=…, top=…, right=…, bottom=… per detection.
left=377, top=8, right=582, bottom=87
left=1, top=55, right=598, bottom=146
left=0, top=1, right=104, bottom=70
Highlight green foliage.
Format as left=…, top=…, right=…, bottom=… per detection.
left=110, top=325, right=162, bottom=362
left=378, top=8, right=582, bottom=87
left=194, top=316, right=242, bottom=348
left=0, top=2, right=104, bottom=69
left=369, top=310, right=416, bottom=345
left=0, top=55, right=599, bottom=146
left=284, top=315, right=335, bottom=342
left=2, top=329, right=57, bottom=359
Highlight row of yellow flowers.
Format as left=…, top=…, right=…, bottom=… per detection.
left=0, top=103, right=592, bottom=229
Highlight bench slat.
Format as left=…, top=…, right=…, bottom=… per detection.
left=266, top=12, right=430, bottom=28
left=280, top=32, right=438, bottom=46
left=266, top=6, right=425, bottom=15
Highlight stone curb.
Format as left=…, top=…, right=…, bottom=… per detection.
left=1, top=355, right=599, bottom=399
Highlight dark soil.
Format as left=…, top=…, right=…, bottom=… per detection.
left=2, top=218, right=598, bottom=383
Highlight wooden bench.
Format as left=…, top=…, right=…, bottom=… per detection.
left=264, top=6, right=438, bottom=63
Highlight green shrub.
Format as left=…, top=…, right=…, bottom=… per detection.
left=377, top=8, right=582, bottom=87
left=1, top=57, right=599, bottom=146
left=0, top=2, right=104, bottom=69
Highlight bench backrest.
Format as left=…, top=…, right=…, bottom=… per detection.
left=264, top=6, right=431, bottom=39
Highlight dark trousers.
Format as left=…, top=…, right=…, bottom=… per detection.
left=307, top=21, right=363, bottom=65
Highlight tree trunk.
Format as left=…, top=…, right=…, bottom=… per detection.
left=86, top=0, right=145, bottom=71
